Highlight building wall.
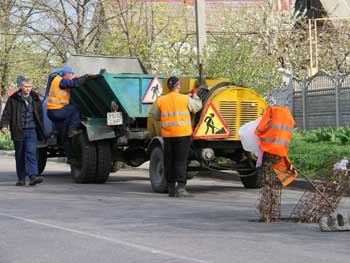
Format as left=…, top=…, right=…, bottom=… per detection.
left=105, top=0, right=295, bottom=33
left=320, top=0, right=350, bottom=18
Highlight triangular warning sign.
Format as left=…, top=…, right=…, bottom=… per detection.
left=142, top=77, right=163, bottom=104
left=193, top=102, right=231, bottom=139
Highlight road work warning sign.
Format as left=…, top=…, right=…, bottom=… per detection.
left=142, top=77, right=162, bottom=104
left=193, top=102, right=231, bottom=139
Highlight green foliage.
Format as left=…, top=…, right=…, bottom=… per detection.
left=2, top=1, right=350, bottom=98
left=204, top=36, right=281, bottom=94
left=0, top=132, right=13, bottom=150
left=289, top=128, right=350, bottom=179
left=302, top=127, right=350, bottom=144
left=103, top=1, right=198, bottom=75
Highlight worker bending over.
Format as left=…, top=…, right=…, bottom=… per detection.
left=46, top=66, right=87, bottom=138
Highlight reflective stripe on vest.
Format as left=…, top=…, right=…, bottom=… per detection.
left=46, top=75, right=70, bottom=110
left=161, top=111, right=189, bottom=117
left=259, top=137, right=290, bottom=147
left=158, top=92, right=192, bottom=137
left=161, top=120, right=192, bottom=127
left=256, top=124, right=294, bottom=134
left=273, top=156, right=297, bottom=187
left=255, top=106, right=295, bottom=157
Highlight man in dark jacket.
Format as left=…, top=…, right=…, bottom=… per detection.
left=0, top=78, right=45, bottom=186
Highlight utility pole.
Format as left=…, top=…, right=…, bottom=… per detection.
left=195, top=0, right=207, bottom=66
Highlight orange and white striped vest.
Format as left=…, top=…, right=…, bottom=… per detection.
left=157, top=92, right=192, bottom=137
left=255, top=106, right=297, bottom=187
left=273, top=156, right=297, bottom=187
left=46, top=75, right=70, bottom=110
left=255, top=106, right=295, bottom=157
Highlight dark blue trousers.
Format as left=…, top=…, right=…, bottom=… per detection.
left=47, top=104, right=80, bottom=132
left=14, top=129, right=38, bottom=180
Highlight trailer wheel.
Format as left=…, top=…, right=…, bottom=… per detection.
left=149, top=146, right=168, bottom=193
left=37, top=147, right=47, bottom=175
left=240, top=169, right=262, bottom=189
left=70, top=133, right=97, bottom=183
left=95, top=140, right=111, bottom=183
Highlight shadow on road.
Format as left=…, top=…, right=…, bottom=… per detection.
left=0, top=168, right=247, bottom=197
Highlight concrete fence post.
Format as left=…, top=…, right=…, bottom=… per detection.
left=335, top=75, right=340, bottom=128
left=302, top=78, right=308, bottom=130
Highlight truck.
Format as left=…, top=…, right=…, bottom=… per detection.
left=38, top=55, right=267, bottom=191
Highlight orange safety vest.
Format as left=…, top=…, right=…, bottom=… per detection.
left=157, top=92, right=192, bottom=137
left=46, top=75, right=70, bottom=110
left=273, top=156, right=297, bottom=187
left=255, top=106, right=295, bottom=157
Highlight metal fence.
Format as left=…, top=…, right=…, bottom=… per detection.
left=292, top=70, right=350, bottom=130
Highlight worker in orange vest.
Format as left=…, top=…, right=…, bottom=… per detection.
left=255, top=106, right=297, bottom=187
left=46, top=66, right=87, bottom=138
left=153, top=76, right=202, bottom=197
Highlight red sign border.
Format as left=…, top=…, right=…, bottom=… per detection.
left=193, top=102, right=231, bottom=139
left=142, top=77, right=162, bottom=104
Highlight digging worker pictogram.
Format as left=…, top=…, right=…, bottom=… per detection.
left=204, top=113, right=215, bottom=134
left=152, top=76, right=202, bottom=197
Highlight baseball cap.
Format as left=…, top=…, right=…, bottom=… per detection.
left=60, top=66, right=75, bottom=75
left=167, top=76, right=180, bottom=89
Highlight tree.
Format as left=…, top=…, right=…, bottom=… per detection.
left=204, top=3, right=309, bottom=93
left=0, top=0, right=42, bottom=110
left=26, top=0, right=112, bottom=63
left=102, top=0, right=198, bottom=74
left=315, top=19, right=350, bottom=73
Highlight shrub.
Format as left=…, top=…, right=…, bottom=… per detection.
left=289, top=128, right=350, bottom=179
left=0, top=132, right=14, bottom=150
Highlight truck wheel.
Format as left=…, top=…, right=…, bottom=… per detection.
left=149, top=146, right=168, bottom=193
left=240, top=169, right=262, bottom=189
left=95, top=140, right=111, bottom=183
left=70, top=133, right=97, bottom=183
left=37, top=148, right=47, bottom=175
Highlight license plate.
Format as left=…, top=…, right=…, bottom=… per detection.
left=107, top=112, right=123, bottom=126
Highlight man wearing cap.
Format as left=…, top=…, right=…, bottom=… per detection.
left=1, top=78, right=44, bottom=186
left=153, top=76, right=202, bottom=197
left=46, top=66, right=87, bottom=138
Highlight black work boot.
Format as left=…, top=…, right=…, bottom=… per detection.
left=15, top=180, right=25, bottom=186
left=36, top=176, right=44, bottom=183
left=29, top=176, right=43, bottom=186
left=168, top=183, right=176, bottom=197
left=175, top=184, right=192, bottom=198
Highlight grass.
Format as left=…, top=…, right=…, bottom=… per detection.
left=0, top=132, right=14, bottom=150
left=289, top=129, right=350, bottom=180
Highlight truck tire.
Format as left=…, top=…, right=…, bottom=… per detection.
left=95, top=140, right=111, bottom=183
left=240, top=169, right=262, bottom=189
left=149, top=146, right=168, bottom=193
left=70, top=133, right=97, bottom=183
left=37, top=148, right=47, bottom=175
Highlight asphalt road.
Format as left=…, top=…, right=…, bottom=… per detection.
left=0, top=156, right=349, bottom=263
